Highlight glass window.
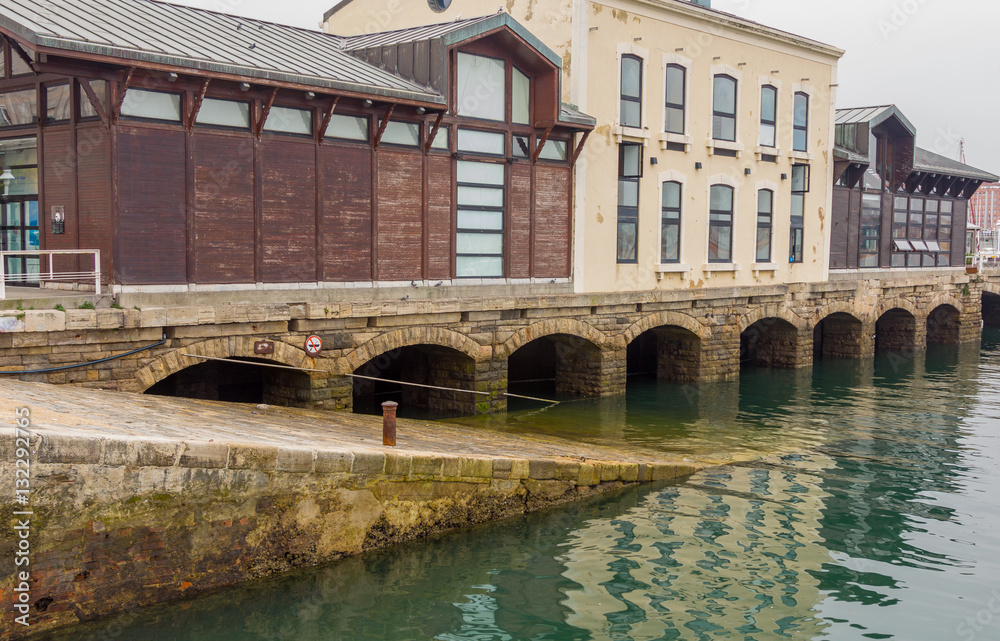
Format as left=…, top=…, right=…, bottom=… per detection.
left=458, top=128, right=504, bottom=155
left=665, top=64, right=685, bottom=135
left=760, top=85, right=777, bottom=148
left=263, top=105, right=311, bottom=135
left=661, top=181, right=681, bottom=263
left=457, top=52, right=506, bottom=122
left=10, top=48, right=31, bottom=77
left=45, top=84, right=71, bottom=123
left=512, top=67, right=530, bottom=125
left=196, top=98, right=250, bottom=129
left=0, top=47, right=5, bottom=79
left=790, top=166, right=808, bottom=264
left=79, top=80, right=108, bottom=120
left=893, top=196, right=908, bottom=239
left=860, top=193, right=881, bottom=267
left=380, top=121, right=420, bottom=147
left=513, top=135, right=531, bottom=158
left=0, top=89, right=38, bottom=128
left=939, top=200, right=952, bottom=256
left=924, top=199, right=939, bottom=242
left=121, top=89, right=182, bottom=122
left=620, top=55, right=642, bottom=128
left=712, top=75, right=737, bottom=142
left=456, top=160, right=505, bottom=278
left=793, top=92, right=809, bottom=152
left=756, top=189, right=772, bottom=262
left=325, top=113, right=369, bottom=141
left=538, top=139, right=568, bottom=162
left=617, top=142, right=642, bottom=263
left=430, top=125, right=449, bottom=150
left=908, top=198, right=923, bottom=239
left=709, top=185, right=733, bottom=263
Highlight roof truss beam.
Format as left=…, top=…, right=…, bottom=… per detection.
left=78, top=77, right=109, bottom=131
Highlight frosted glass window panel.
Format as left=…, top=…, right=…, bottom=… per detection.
left=665, top=66, right=685, bottom=105
left=709, top=226, right=731, bottom=262
left=456, top=256, right=503, bottom=277
left=0, top=90, right=38, bottom=127
left=712, top=75, right=736, bottom=141
left=7, top=168, right=38, bottom=196
left=264, top=106, right=312, bottom=135
left=756, top=227, right=771, bottom=263
left=458, top=210, right=503, bottom=230
left=197, top=98, right=250, bottom=128
left=512, top=67, right=530, bottom=125
left=79, top=80, right=108, bottom=119
left=760, top=123, right=776, bottom=148
left=618, top=180, right=638, bottom=207
left=538, top=140, right=568, bottom=161
left=46, top=84, right=71, bottom=122
left=457, top=232, right=503, bottom=255
left=661, top=223, right=679, bottom=262
left=458, top=185, right=504, bottom=208
left=380, top=121, right=420, bottom=147
left=11, top=50, right=31, bottom=76
left=761, top=86, right=776, bottom=122
left=458, top=128, right=505, bottom=155
left=663, top=181, right=681, bottom=210
left=326, top=114, right=369, bottom=141
left=710, top=185, right=733, bottom=212
left=0, top=49, right=5, bottom=79
left=121, top=89, right=182, bottom=122
left=457, top=161, right=504, bottom=185
left=758, top=189, right=773, bottom=214
left=430, top=126, right=449, bottom=150
left=4, top=203, right=20, bottom=226
left=457, top=53, right=506, bottom=122
left=617, top=221, right=637, bottom=262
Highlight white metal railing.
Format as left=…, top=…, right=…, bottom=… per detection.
left=0, top=250, right=101, bottom=299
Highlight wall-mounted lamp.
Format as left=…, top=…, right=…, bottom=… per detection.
left=239, top=82, right=251, bottom=92
left=363, top=99, right=373, bottom=107
left=167, top=72, right=179, bottom=82
left=781, top=173, right=788, bottom=180
left=695, top=162, right=703, bottom=170
left=744, top=168, right=751, bottom=175
left=0, top=168, right=14, bottom=196
left=304, top=91, right=316, bottom=100
left=650, top=157, right=658, bottom=165
left=416, top=107, right=426, bottom=115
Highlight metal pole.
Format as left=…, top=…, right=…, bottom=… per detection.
left=0, top=251, right=6, bottom=300
left=381, top=401, right=398, bottom=447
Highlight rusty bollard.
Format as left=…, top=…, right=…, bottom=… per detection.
left=381, top=401, right=398, bottom=447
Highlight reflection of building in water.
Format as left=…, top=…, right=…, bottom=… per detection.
left=560, top=454, right=835, bottom=640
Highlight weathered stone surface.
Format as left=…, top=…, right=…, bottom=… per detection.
left=37, top=433, right=102, bottom=464
left=229, top=444, right=278, bottom=470
left=275, top=447, right=314, bottom=473
left=178, top=441, right=229, bottom=468
left=315, top=450, right=353, bottom=473
left=352, top=451, right=386, bottom=475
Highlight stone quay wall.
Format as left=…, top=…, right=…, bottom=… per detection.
left=0, top=272, right=992, bottom=414
left=0, top=430, right=698, bottom=639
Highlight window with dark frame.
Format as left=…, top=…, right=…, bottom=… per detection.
left=908, top=197, right=924, bottom=267
left=712, top=75, right=737, bottom=142
left=859, top=193, right=880, bottom=267
left=664, top=64, right=685, bottom=135
left=756, top=189, right=773, bottom=262
left=9, top=45, right=31, bottom=77
left=760, top=85, right=777, bottom=148
left=617, top=142, right=642, bottom=263
left=0, top=88, right=38, bottom=128
left=120, top=88, right=182, bottom=123
left=789, top=164, right=808, bottom=263
left=661, top=181, right=681, bottom=263
left=44, top=84, right=71, bottom=123
left=709, top=184, right=733, bottom=263
left=78, top=80, right=108, bottom=121
left=0, top=45, right=6, bottom=79
left=891, top=195, right=908, bottom=267
left=793, top=92, right=808, bottom=152
left=939, top=200, right=953, bottom=265
left=456, top=160, right=505, bottom=278
left=620, top=54, right=642, bottom=129
left=195, top=97, right=251, bottom=129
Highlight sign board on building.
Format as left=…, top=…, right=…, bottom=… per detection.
left=253, top=340, right=275, bottom=355
left=304, top=335, right=323, bottom=357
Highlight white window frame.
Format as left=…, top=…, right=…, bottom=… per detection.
left=707, top=64, right=744, bottom=157
left=659, top=52, right=692, bottom=151
left=614, top=42, right=650, bottom=144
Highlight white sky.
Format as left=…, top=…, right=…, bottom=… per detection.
left=179, top=0, right=1000, bottom=173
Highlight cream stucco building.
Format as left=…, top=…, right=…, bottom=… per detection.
left=325, top=0, right=844, bottom=293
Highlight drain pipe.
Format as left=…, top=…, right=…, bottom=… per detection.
left=0, top=337, right=167, bottom=375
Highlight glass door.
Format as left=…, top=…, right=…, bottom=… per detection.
left=1, top=197, right=40, bottom=286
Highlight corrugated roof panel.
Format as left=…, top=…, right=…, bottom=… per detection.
left=914, top=148, right=998, bottom=182
left=340, top=16, right=496, bottom=50
left=835, top=106, right=892, bottom=125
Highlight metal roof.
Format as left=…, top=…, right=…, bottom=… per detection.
left=0, top=0, right=444, bottom=104
left=835, top=105, right=916, bottom=136
left=913, top=148, right=998, bottom=182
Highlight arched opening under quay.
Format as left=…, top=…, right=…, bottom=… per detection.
left=351, top=345, right=477, bottom=419
left=626, top=326, right=702, bottom=383
left=144, top=357, right=312, bottom=407
left=926, top=305, right=961, bottom=345
left=813, top=313, right=865, bottom=360
left=740, top=318, right=799, bottom=370
left=875, top=308, right=916, bottom=353
left=984, top=292, right=1000, bottom=328
left=507, top=334, right=603, bottom=399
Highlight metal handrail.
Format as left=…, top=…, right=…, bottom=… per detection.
left=0, top=249, right=101, bottom=299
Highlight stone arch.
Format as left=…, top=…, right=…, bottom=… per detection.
left=737, top=305, right=806, bottom=335
left=926, top=292, right=965, bottom=315
left=129, top=336, right=325, bottom=393
left=875, top=307, right=917, bottom=353
left=875, top=297, right=920, bottom=321
left=343, top=327, right=486, bottom=374
left=497, top=319, right=608, bottom=359
left=926, top=303, right=962, bottom=345
left=623, top=312, right=708, bottom=383
left=811, top=301, right=873, bottom=328
left=621, top=311, right=711, bottom=346
left=813, top=310, right=868, bottom=360
left=983, top=284, right=1000, bottom=328
left=981, top=281, right=1000, bottom=297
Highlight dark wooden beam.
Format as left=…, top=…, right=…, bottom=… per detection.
left=948, top=177, right=968, bottom=198
left=532, top=126, right=553, bottom=163
left=112, top=66, right=136, bottom=122
left=904, top=171, right=923, bottom=194
left=920, top=173, right=942, bottom=195
left=79, top=78, right=110, bottom=131
left=255, top=87, right=278, bottom=139
left=963, top=179, right=983, bottom=199
left=570, top=129, right=591, bottom=166
left=423, top=111, right=444, bottom=153
left=372, top=103, right=396, bottom=150
left=317, top=96, right=339, bottom=145
left=5, top=36, right=36, bottom=72
left=187, top=78, right=211, bottom=131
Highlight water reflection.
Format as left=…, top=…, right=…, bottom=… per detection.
left=48, top=333, right=1000, bottom=641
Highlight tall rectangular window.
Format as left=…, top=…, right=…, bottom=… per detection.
left=789, top=164, right=809, bottom=263
left=457, top=52, right=506, bottom=122
left=760, top=85, right=777, bottom=148
left=709, top=185, right=733, bottom=263
left=661, top=181, right=681, bottom=263
left=664, top=65, right=685, bottom=135
left=456, top=161, right=504, bottom=277
left=617, top=142, right=642, bottom=263
left=756, top=189, right=772, bottom=262
left=892, top=196, right=908, bottom=267
left=620, top=55, right=642, bottom=128
left=712, top=75, right=737, bottom=142
left=860, top=193, right=881, bottom=267
left=512, top=66, right=530, bottom=125
left=45, top=84, right=71, bottom=123
left=939, top=200, right=953, bottom=265
left=793, top=92, right=809, bottom=152
left=923, top=199, right=939, bottom=267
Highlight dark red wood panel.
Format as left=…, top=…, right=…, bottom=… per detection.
left=376, top=150, right=423, bottom=281
left=846, top=187, right=860, bottom=269
left=507, top=163, right=532, bottom=278
left=830, top=187, right=849, bottom=269
left=117, top=126, right=186, bottom=284
left=261, top=138, right=316, bottom=283
left=41, top=128, right=78, bottom=275
left=193, top=134, right=254, bottom=283
left=532, top=165, right=571, bottom=278
left=426, top=155, right=452, bottom=280
left=321, top=144, right=372, bottom=281
left=952, top=199, right=968, bottom=266
left=77, top=125, right=113, bottom=281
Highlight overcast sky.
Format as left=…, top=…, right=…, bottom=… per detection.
left=180, top=0, right=999, bottom=173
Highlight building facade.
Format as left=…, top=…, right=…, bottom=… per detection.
left=326, top=0, right=844, bottom=293
left=0, top=1, right=591, bottom=293
left=969, top=181, right=1000, bottom=231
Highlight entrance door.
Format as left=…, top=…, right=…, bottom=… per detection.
left=0, top=197, right=40, bottom=286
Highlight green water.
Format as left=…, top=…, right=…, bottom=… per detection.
left=50, top=331, right=1000, bottom=641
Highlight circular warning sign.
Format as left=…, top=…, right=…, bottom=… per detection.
left=304, top=335, right=323, bottom=357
